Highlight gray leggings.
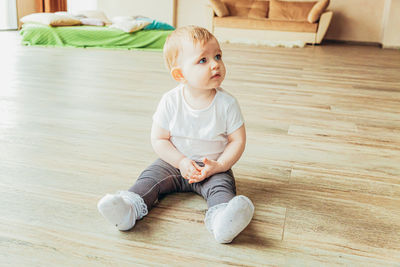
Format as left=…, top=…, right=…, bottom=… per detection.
left=129, top=158, right=236, bottom=211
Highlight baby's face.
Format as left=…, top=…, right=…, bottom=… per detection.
left=178, top=37, right=226, bottom=91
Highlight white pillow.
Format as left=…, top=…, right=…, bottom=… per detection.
left=109, top=20, right=150, bottom=33
left=111, top=16, right=135, bottom=24
left=55, top=11, right=86, bottom=20
left=73, top=10, right=111, bottom=24
left=20, top=13, right=81, bottom=26
left=80, top=18, right=105, bottom=26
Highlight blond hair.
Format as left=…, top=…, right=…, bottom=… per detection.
left=163, top=25, right=215, bottom=70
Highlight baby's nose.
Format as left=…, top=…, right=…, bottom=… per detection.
left=211, top=60, right=220, bottom=69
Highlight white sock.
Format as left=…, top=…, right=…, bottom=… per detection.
left=205, top=195, right=255, bottom=243
left=97, top=191, right=148, bottom=231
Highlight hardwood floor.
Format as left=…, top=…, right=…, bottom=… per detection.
left=1, top=31, right=399, bottom=266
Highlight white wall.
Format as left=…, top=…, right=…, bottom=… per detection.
left=325, top=0, right=386, bottom=43
left=176, top=0, right=212, bottom=29
left=97, top=0, right=175, bottom=25
left=67, top=0, right=97, bottom=13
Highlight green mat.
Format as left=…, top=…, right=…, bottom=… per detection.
left=20, top=23, right=172, bottom=50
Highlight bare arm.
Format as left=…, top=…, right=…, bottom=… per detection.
left=216, top=124, right=246, bottom=172
left=150, top=122, right=184, bottom=168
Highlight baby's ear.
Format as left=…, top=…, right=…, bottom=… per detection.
left=171, top=67, right=185, bottom=82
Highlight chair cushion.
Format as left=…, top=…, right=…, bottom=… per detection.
left=248, top=1, right=269, bottom=19
left=269, top=0, right=316, bottom=21
left=222, top=0, right=255, bottom=17
left=209, top=0, right=230, bottom=17
left=308, top=0, right=330, bottom=23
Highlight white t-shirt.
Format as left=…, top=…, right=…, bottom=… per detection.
left=152, top=84, right=244, bottom=161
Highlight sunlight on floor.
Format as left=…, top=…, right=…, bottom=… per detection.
left=1, top=31, right=21, bottom=130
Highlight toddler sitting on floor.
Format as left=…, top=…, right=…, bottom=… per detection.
left=98, top=25, right=254, bottom=243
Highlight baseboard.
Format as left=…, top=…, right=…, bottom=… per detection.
left=382, top=44, right=400, bottom=49
left=324, top=39, right=382, bottom=47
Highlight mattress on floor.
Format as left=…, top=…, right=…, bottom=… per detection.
left=20, top=23, right=172, bottom=50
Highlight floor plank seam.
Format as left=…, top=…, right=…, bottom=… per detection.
left=281, top=208, right=288, bottom=241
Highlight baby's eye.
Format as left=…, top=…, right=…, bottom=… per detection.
left=199, top=58, right=207, bottom=64
left=215, top=54, right=222, bottom=60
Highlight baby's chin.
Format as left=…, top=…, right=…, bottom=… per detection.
left=215, top=80, right=224, bottom=88
left=189, top=80, right=224, bottom=90
left=210, top=77, right=224, bottom=87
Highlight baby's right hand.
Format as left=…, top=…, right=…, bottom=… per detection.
left=178, top=158, right=203, bottom=180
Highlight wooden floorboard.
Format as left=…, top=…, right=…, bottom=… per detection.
left=1, top=31, right=400, bottom=266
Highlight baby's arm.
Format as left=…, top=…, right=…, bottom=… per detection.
left=217, top=124, right=246, bottom=171
left=188, top=124, right=246, bottom=184
left=151, top=122, right=202, bottom=178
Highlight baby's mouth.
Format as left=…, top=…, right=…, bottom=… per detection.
left=211, top=74, right=221, bottom=79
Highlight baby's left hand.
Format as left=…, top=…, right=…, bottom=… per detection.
left=188, top=158, right=223, bottom=184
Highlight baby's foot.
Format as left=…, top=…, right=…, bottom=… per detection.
left=97, top=193, right=137, bottom=231
left=206, top=195, right=254, bottom=243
